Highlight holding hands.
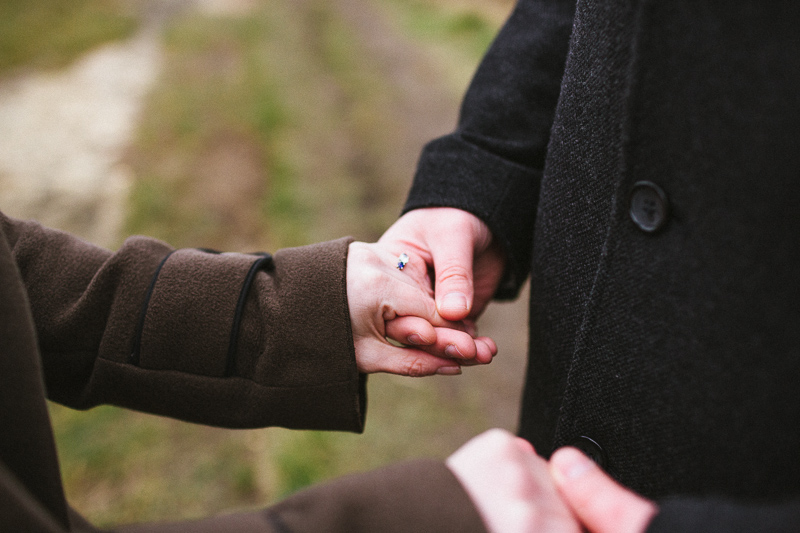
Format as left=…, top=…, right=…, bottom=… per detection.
left=378, top=207, right=506, bottom=324
left=346, top=240, right=496, bottom=377
left=347, top=207, right=506, bottom=377
left=549, top=446, right=659, bottom=533
left=346, top=256, right=657, bottom=533
left=448, top=429, right=658, bottom=533
left=352, top=206, right=658, bottom=532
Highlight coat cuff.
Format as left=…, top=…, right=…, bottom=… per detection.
left=404, top=134, right=539, bottom=299
left=265, top=459, right=488, bottom=533
left=647, top=497, right=800, bottom=533
left=130, top=247, right=260, bottom=375
left=92, top=237, right=365, bottom=432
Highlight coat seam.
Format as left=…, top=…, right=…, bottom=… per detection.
left=552, top=0, right=648, bottom=450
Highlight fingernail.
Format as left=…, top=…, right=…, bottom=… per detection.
left=407, top=334, right=427, bottom=346
left=441, top=292, right=468, bottom=312
left=445, top=344, right=464, bottom=358
left=436, top=366, right=462, bottom=376
left=553, top=448, right=594, bottom=481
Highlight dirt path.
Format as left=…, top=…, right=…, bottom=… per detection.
left=0, top=0, right=250, bottom=247
left=0, top=28, right=161, bottom=247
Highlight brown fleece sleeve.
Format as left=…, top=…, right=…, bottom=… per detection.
left=2, top=212, right=364, bottom=432
left=265, top=459, right=488, bottom=533
left=115, top=460, right=487, bottom=533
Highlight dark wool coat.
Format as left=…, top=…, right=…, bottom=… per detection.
left=405, top=0, right=800, bottom=530
left=0, top=213, right=486, bottom=532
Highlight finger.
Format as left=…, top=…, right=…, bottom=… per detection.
left=370, top=240, right=434, bottom=299
left=383, top=282, right=470, bottom=330
left=424, top=330, right=496, bottom=365
left=549, top=448, right=658, bottom=533
left=385, top=316, right=437, bottom=347
left=355, top=340, right=462, bottom=377
left=393, top=250, right=435, bottom=298
left=448, top=430, right=581, bottom=533
left=427, top=326, right=478, bottom=361
left=429, top=233, right=476, bottom=322
left=385, top=321, right=489, bottom=365
left=378, top=281, right=441, bottom=324
left=474, top=336, right=498, bottom=364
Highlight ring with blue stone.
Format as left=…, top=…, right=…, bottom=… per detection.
left=396, top=253, right=410, bottom=270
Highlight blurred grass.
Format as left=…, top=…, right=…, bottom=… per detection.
left=381, top=0, right=501, bottom=59
left=13, top=0, right=519, bottom=526
left=50, top=405, right=264, bottom=525
left=0, top=0, right=138, bottom=75
left=125, top=12, right=298, bottom=250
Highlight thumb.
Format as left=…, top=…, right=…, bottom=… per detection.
left=549, top=448, right=658, bottom=533
left=431, top=236, right=475, bottom=322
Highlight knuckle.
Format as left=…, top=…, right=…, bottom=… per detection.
left=436, top=265, right=472, bottom=291
left=437, top=263, right=471, bottom=281
left=405, top=358, right=428, bottom=378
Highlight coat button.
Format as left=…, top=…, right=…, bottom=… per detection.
left=629, top=181, right=669, bottom=232
left=570, top=436, right=608, bottom=469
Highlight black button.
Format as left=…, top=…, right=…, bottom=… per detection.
left=629, top=181, right=669, bottom=232
left=570, top=436, right=608, bottom=469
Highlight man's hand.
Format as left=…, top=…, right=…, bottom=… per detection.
left=549, top=447, right=659, bottom=533
left=347, top=242, right=496, bottom=376
left=447, top=429, right=581, bottom=533
left=378, top=208, right=506, bottom=323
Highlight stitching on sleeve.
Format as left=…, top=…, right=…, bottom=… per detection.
left=129, top=250, right=176, bottom=365
left=225, top=253, right=275, bottom=377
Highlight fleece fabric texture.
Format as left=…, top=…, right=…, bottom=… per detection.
left=0, top=212, right=486, bottom=532
left=116, top=461, right=485, bottom=533
left=404, top=0, right=800, bottom=530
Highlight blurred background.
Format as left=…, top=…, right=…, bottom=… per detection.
left=0, top=0, right=528, bottom=526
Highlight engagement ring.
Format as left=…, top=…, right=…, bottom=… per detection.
left=396, top=253, right=409, bottom=270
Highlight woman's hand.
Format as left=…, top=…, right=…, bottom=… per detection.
left=347, top=241, right=496, bottom=376
left=447, top=429, right=581, bottom=533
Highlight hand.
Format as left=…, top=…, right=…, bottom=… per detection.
left=378, top=208, right=506, bottom=323
left=549, top=447, right=659, bottom=533
left=347, top=242, right=497, bottom=376
left=447, top=429, right=581, bottom=533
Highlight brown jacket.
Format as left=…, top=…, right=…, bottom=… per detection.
left=0, top=212, right=485, bottom=532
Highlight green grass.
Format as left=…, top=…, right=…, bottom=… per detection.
left=0, top=0, right=138, bottom=75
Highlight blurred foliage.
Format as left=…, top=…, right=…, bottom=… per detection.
left=23, top=0, right=522, bottom=527
left=382, top=0, right=500, bottom=58
left=50, top=404, right=264, bottom=525
left=125, top=12, right=299, bottom=250
left=271, top=374, right=490, bottom=500
left=0, top=0, right=138, bottom=75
